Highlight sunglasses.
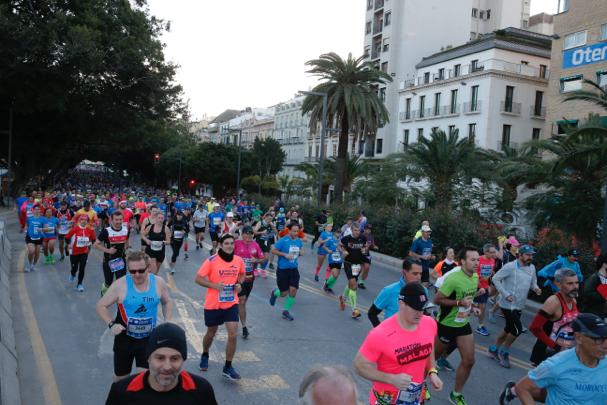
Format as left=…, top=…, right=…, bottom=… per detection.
left=129, top=269, right=147, bottom=274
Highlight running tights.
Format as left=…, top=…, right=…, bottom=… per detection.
left=70, top=254, right=88, bottom=284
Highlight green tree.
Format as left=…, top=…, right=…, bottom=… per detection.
left=353, top=155, right=408, bottom=207
left=301, top=52, right=392, bottom=202
left=249, top=137, right=286, bottom=178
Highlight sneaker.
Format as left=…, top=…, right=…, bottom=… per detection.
left=68, top=274, right=76, bottom=283
left=476, top=326, right=490, bottom=336
left=314, top=274, right=319, bottom=282
left=170, top=269, right=175, bottom=275
left=242, top=326, right=249, bottom=339
left=196, top=245, right=200, bottom=251
left=222, top=365, right=241, bottom=380
left=49, top=256, right=56, bottom=264
left=184, top=253, right=189, bottom=260
left=499, top=382, right=516, bottom=405
left=497, top=311, right=505, bottom=318
left=199, top=355, right=209, bottom=371
left=358, top=282, right=366, bottom=290
left=338, top=295, right=346, bottom=311
left=269, top=290, right=277, bottom=306
left=24, top=263, right=31, bottom=273
left=282, top=310, right=294, bottom=321
left=253, top=269, right=260, bottom=277
left=322, top=282, right=334, bottom=294
left=76, top=284, right=84, bottom=292
left=488, top=346, right=501, bottom=362
left=352, top=309, right=362, bottom=319
left=436, top=357, right=455, bottom=372
left=521, top=326, right=528, bottom=334
left=59, top=255, right=65, bottom=262
left=449, top=391, right=468, bottom=405
left=499, top=351, right=511, bottom=368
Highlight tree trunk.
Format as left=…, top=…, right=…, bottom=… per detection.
left=334, top=115, right=349, bottom=203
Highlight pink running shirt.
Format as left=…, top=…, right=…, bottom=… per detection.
left=234, top=240, right=264, bottom=275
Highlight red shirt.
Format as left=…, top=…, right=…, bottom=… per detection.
left=65, top=226, right=96, bottom=255
left=477, top=256, right=495, bottom=289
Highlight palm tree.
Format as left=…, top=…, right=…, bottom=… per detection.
left=325, top=154, right=367, bottom=194
left=301, top=52, right=392, bottom=202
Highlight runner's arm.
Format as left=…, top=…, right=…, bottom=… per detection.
left=514, top=376, right=545, bottom=405
left=95, top=284, right=120, bottom=325
left=158, top=279, right=174, bottom=322
left=195, top=274, right=221, bottom=291
left=164, top=225, right=171, bottom=245
left=367, top=304, right=382, bottom=327
left=433, top=291, right=459, bottom=308
left=528, top=297, right=560, bottom=348
left=354, top=352, right=405, bottom=387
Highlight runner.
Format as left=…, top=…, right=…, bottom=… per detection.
left=359, top=224, right=378, bottom=290
left=139, top=206, right=158, bottom=252
left=354, top=282, right=443, bottom=405
left=42, top=207, right=59, bottom=264
left=168, top=210, right=189, bottom=275
left=311, top=209, right=328, bottom=248
left=580, top=254, right=607, bottom=319
left=192, top=203, right=208, bottom=250
left=321, top=226, right=342, bottom=294
left=430, top=247, right=458, bottom=282
left=94, top=211, right=129, bottom=296
left=529, top=268, right=580, bottom=366
left=253, top=212, right=276, bottom=278
left=221, top=212, right=239, bottom=237
left=105, top=323, right=218, bottom=404
left=142, top=211, right=171, bottom=275
left=24, top=204, right=44, bottom=272
left=499, top=313, right=607, bottom=405
left=96, top=251, right=173, bottom=381
left=195, top=234, right=245, bottom=380
left=409, top=225, right=434, bottom=288
left=538, top=248, right=583, bottom=293
left=56, top=201, right=74, bottom=261
left=368, top=258, right=423, bottom=327
left=207, top=205, right=225, bottom=255
left=489, top=245, right=542, bottom=368
left=338, top=225, right=367, bottom=320
left=269, top=222, right=304, bottom=321
left=75, top=200, right=98, bottom=229
left=313, top=223, right=333, bottom=282
left=234, top=226, right=265, bottom=339
left=474, top=243, right=497, bottom=337
left=433, top=246, right=481, bottom=405
left=64, top=214, right=96, bottom=292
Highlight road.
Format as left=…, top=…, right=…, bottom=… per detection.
left=4, top=211, right=540, bottom=404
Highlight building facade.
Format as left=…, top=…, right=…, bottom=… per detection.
left=545, top=0, right=607, bottom=136
left=273, top=96, right=309, bottom=177
left=527, top=12, right=555, bottom=36
left=398, top=28, right=551, bottom=151
left=363, top=0, right=531, bottom=157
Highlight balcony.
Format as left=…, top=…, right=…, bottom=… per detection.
left=373, top=21, right=383, bottom=35
left=399, top=111, right=413, bottom=122
left=374, top=0, right=384, bottom=10
left=497, top=141, right=520, bottom=151
left=463, top=101, right=482, bottom=114
left=371, top=45, right=381, bottom=60
left=305, top=156, right=319, bottom=162
left=500, top=101, right=521, bottom=115
left=440, top=104, right=460, bottom=116
left=530, top=105, right=546, bottom=119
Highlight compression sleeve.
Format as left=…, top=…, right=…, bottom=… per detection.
left=529, top=309, right=557, bottom=349
left=367, top=304, right=382, bottom=327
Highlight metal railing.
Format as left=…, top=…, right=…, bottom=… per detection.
left=463, top=101, right=481, bottom=113
left=373, top=20, right=383, bottom=34
left=530, top=105, right=546, bottom=118
left=498, top=141, right=520, bottom=151
left=374, top=0, right=384, bottom=10
left=399, top=111, right=413, bottom=122
left=500, top=101, right=521, bottom=115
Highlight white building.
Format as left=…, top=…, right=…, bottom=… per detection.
left=398, top=28, right=551, bottom=151
left=217, top=107, right=275, bottom=148
left=363, top=0, right=531, bottom=157
left=527, top=12, right=555, bottom=36
left=273, top=96, right=309, bottom=177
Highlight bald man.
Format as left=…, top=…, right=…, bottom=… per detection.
left=298, top=365, right=358, bottom=405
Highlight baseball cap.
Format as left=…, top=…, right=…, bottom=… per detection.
left=145, top=323, right=187, bottom=360
left=242, top=225, right=254, bottom=234
left=399, top=282, right=429, bottom=311
left=507, top=236, right=520, bottom=247
left=421, top=225, right=431, bottom=232
left=567, top=248, right=580, bottom=257
left=572, top=313, right=607, bottom=338
left=519, top=245, right=536, bottom=255
left=227, top=212, right=234, bottom=218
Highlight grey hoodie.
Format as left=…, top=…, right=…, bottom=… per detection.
left=492, top=259, right=538, bottom=310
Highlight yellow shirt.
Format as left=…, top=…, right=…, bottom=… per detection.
left=75, top=208, right=97, bottom=228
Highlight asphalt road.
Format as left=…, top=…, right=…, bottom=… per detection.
left=4, top=211, right=540, bottom=405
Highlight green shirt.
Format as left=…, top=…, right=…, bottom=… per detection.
left=437, top=268, right=479, bottom=327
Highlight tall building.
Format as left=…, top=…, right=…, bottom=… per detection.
left=527, top=12, right=555, bottom=36
left=398, top=28, right=551, bottom=151
left=545, top=0, right=607, bottom=136
left=363, top=0, right=531, bottom=157
left=273, top=96, right=309, bottom=177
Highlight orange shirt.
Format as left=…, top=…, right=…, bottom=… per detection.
left=75, top=208, right=98, bottom=229
left=278, top=229, right=305, bottom=239
left=197, top=255, right=245, bottom=310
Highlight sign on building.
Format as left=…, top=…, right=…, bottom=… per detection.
left=563, top=42, right=607, bottom=69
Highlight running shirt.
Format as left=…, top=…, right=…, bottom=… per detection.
left=170, top=218, right=188, bottom=241
left=359, top=315, right=437, bottom=405
left=340, top=235, right=367, bottom=264
left=196, top=254, right=245, bottom=310
left=97, top=225, right=129, bottom=263
left=410, top=237, right=433, bottom=274
left=26, top=216, right=45, bottom=240
left=56, top=210, right=73, bottom=235
left=326, top=237, right=342, bottom=265
left=477, top=256, right=495, bottom=290
left=208, top=212, right=224, bottom=233
left=549, top=294, right=579, bottom=349
left=255, top=220, right=275, bottom=245
left=222, top=221, right=238, bottom=237
left=234, top=240, right=264, bottom=276
left=42, top=216, right=59, bottom=238
left=75, top=208, right=98, bottom=228
left=193, top=209, right=207, bottom=229
left=316, top=230, right=333, bottom=256
left=374, top=278, right=405, bottom=320
left=65, top=225, right=96, bottom=256
left=437, top=268, right=479, bottom=328
left=116, top=274, right=160, bottom=339
left=274, top=235, right=303, bottom=269
left=528, top=348, right=607, bottom=405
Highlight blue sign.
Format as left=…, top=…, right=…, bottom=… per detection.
left=563, top=42, right=607, bottom=69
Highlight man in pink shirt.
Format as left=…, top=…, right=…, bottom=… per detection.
left=354, top=282, right=443, bottom=405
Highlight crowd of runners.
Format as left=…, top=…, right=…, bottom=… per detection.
left=15, top=179, right=607, bottom=404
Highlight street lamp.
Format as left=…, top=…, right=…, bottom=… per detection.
left=226, top=127, right=243, bottom=199
left=299, top=90, right=328, bottom=206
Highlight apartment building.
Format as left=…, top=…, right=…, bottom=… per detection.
left=215, top=108, right=275, bottom=148
left=398, top=28, right=551, bottom=151
left=273, top=96, right=309, bottom=177
left=546, top=0, right=607, bottom=135
left=363, top=0, right=530, bottom=157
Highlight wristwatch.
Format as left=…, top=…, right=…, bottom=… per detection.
left=428, top=367, right=439, bottom=375
left=108, top=321, right=116, bottom=329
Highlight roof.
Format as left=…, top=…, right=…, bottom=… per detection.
left=416, top=27, right=552, bottom=69
left=209, top=109, right=240, bottom=124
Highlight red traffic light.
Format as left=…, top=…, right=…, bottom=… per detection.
left=154, top=153, right=160, bottom=163
left=189, top=179, right=196, bottom=186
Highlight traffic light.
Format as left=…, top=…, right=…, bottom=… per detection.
left=189, top=179, right=196, bottom=187
left=154, top=153, right=160, bottom=164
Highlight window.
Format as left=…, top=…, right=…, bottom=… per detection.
left=383, top=38, right=390, bottom=52
left=539, top=64, right=548, bottom=79
left=315, top=145, right=319, bottom=158
left=438, top=68, right=445, bottom=80
left=470, top=85, right=479, bottom=110
left=376, top=139, right=383, bottom=154
left=448, top=125, right=456, bottom=136
left=479, top=10, right=485, bottom=19
left=454, top=64, right=461, bottom=77
left=521, top=60, right=529, bottom=65
left=379, top=87, right=386, bottom=101
left=308, top=145, right=312, bottom=157
left=381, top=61, right=388, bottom=72
left=364, top=46, right=371, bottom=58
left=563, top=30, right=587, bottom=50
left=470, top=32, right=477, bottom=41
left=556, top=120, right=578, bottom=135
left=505, top=85, right=514, bottom=111
left=602, top=23, right=607, bottom=40
left=434, top=93, right=441, bottom=116
left=558, top=0, right=569, bottom=13
left=450, top=89, right=458, bottom=114
left=501, top=125, right=511, bottom=149
left=385, top=11, right=391, bottom=26
left=560, top=75, right=583, bottom=92
left=431, top=126, right=439, bottom=133
left=534, top=91, right=544, bottom=116
left=472, top=8, right=478, bottom=18
left=419, top=95, right=426, bottom=117
left=468, top=123, right=476, bottom=142
left=424, top=72, right=430, bottom=84
left=471, top=59, right=480, bottom=72
left=598, top=71, right=607, bottom=90
left=532, top=128, right=541, bottom=141
left=367, top=0, right=373, bottom=10
left=486, top=9, right=491, bottom=19
left=403, top=129, right=410, bottom=147
left=418, top=128, right=424, bottom=139
left=405, top=98, right=411, bottom=119
left=366, top=21, right=372, bottom=34
left=333, top=144, right=337, bottom=156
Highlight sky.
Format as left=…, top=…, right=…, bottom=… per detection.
left=146, top=0, right=559, bottom=120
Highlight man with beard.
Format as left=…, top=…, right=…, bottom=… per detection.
left=105, top=323, right=217, bottom=404
left=489, top=245, right=542, bottom=369
left=528, top=268, right=580, bottom=366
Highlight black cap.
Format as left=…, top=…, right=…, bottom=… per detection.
left=567, top=248, right=580, bottom=257
left=399, top=282, right=429, bottom=311
left=83, top=200, right=90, bottom=207
left=146, top=323, right=187, bottom=360
left=573, top=313, right=607, bottom=338
left=242, top=225, right=254, bottom=234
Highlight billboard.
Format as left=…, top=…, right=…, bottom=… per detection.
left=563, top=42, right=607, bottom=69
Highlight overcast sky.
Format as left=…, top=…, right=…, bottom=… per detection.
left=146, top=0, right=559, bottom=120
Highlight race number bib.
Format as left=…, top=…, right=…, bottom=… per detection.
left=46, top=225, right=55, bottom=234
left=454, top=302, right=472, bottom=323
left=351, top=264, right=362, bottom=276
left=108, top=258, right=125, bottom=273
left=243, top=258, right=255, bottom=274
left=173, top=230, right=184, bottom=239
left=480, top=264, right=493, bottom=278
left=150, top=241, right=164, bottom=251
left=126, top=317, right=154, bottom=339
left=331, top=252, right=342, bottom=262
left=219, top=284, right=235, bottom=302
left=288, top=245, right=300, bottom=262
left=76, top=236, right=90, bottom=248
left=59, top=224, right=69, bottom=234
left=213, top=217, right=221, bottom=226
left=396, top=382, right=423, bottom=405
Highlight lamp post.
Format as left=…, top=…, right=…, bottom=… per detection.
left=227, top=127, right=243, bottom=200
left=299, top=90, right=328, bottom=206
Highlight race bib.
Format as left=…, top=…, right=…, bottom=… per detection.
left=243, top=258, right=255, bottom=274
left=126, top=317, right=154, bottom=339
left=454, top=302, right=472, bottom=323
left=76, top=236, right=90, bottom=248
left=219, top=284, right=235, bottom=302
left=150, top=240, right=164, bottom=251
left=318, top=225, right=324, bottom=232
left=331, top=252, right=342, bottom=262
left=213, top=217, right=221, bottom=225
left=396, top=382, right=423, bottom=405
left=46, top=225, right=55, bottom=233
left=108, top=258, right=125, bottom=272
left=480, top=264, right=493, bottom=278
left=351, top=264, right=362, bottom=276
left=194, top=220, right=205, bottom=228
left=173, top=230, right=184, bottom=239
left=288, top=245, right=300, bottom=262
left=59, top=224, right=69, bottom=234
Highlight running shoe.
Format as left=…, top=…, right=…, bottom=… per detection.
left=196, top=245, right=200, bottom=251
left=68, top=274, right=75, bottom=283
left=436, top=357, right=455, bottom=372
left=314, top=274, right=319, bottom=282
left=222, top=366, right=241, bottom=380
left=488, top=346, right=501, bottom=362
left=358, top=282, right=366, bottom=290
left=476, top=326, right=490, bottom=336
left=199, top=355, right=209, bottom=371
left=76, top=284, right=84, bottom=293
left=499, top=381, right=516, bottom=405
left=170, top=269, right=175, bottom=275
left=242, top=326, right=249, bottom=339
left=24, top=264, right=31, bottom=273
left=499, top=351, right=511, bottom=368
left=59, top=255, right=65, bottom=262
left=282, top=310, right=294, bottom=321
left=49, top=256, right=56, bottom=264
left=521, top=326, right=528, bottom=334
left=449, top=391, right=468, bottom=405
left=184, top=253, right=189, bottom=260
left=322, top=282, right=334, bottom=294
left=253, top=269, right=260, bottom=277
left=269, top=290, right=277, bottom=306
left=338, top=295, right=346, bottom=311
left=352, top=309, right=362, bottom=319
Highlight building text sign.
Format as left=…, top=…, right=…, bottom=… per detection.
left=563, top=42, right=607, bottom=69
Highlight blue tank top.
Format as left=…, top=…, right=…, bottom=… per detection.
left=118, top=274, right=160, bottom=339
